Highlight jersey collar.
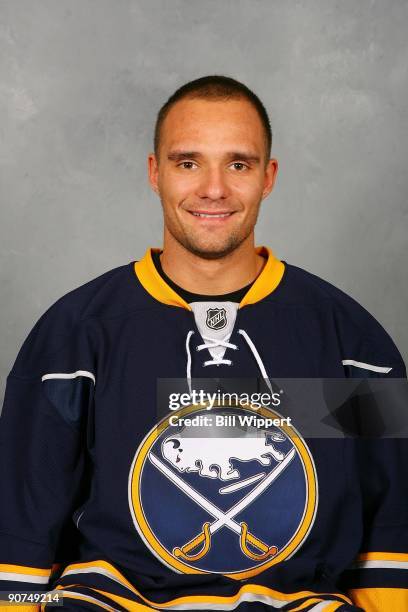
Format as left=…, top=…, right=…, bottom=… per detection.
left=134, top=246, right=285, bottom=310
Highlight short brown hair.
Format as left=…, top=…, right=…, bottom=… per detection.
left=154, top=75, right=272, bottom=162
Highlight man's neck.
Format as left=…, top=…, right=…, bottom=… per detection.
left=160, top=234, right=266, bottom=295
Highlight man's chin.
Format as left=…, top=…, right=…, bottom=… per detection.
left=181, top=237, right=242, bottom=260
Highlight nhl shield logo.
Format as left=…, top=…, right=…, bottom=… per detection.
left=206, top=308, right=227, bottom=330
left=128, top=403, right=318, bottom=579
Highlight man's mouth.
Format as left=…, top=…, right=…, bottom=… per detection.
left=188, top=211, right=235, bottom=219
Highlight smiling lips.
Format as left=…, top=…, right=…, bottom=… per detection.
left=188, top=210, right=235, bottom=219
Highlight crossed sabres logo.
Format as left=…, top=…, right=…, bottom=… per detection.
left=128, top=404, right=318, bottom=578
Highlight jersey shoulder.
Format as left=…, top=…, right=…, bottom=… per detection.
left=278, top=261, right=370, bottom=308
left=10, top=261, right=147, bottom=375
left=277, top=262, right=406, bottom=375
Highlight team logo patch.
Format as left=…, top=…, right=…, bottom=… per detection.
left=206, top=308, right=227, bottom=330
left=128, top=403, right=318, bottom=578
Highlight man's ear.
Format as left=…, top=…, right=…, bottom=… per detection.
left=262, top=158, right=278, bottom=199
left=148, top=153, right=160, bottom=195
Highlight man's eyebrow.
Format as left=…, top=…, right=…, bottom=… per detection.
left=167, top=151, right=202, bottom=161
left=226, top=152, right=261, bottom=164
left=167, top=150, right=261, bottom=163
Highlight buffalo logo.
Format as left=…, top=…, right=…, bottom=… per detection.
left=162, top=431, right=286, bottom=480
left=128, top=404, right=318, bottom=578
left=206, top=308, right=227, bottom=330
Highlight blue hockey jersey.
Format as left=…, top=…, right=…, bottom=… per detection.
left=0, top=246, right=407, bottom=611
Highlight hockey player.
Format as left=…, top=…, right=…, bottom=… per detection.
left=0, top=75, right=407, bottom=611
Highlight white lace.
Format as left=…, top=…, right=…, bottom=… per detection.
left=186, top=328, right=273, bottom=394
left=198, top=334, right=239, bottom=367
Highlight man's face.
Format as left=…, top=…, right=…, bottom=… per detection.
left=148, top=97, right=278, bottom=259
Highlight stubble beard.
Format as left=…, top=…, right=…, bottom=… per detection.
left=174, top=229, right=245, bottom=261
left=161, top=199, right=261, bottom=261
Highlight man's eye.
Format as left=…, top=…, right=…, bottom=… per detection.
left=179, top=161, right=197, bottom=169
left=231, top=162, right=248, bottom=171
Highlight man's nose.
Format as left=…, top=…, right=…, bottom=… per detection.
left=197, top=167, right=230, bottom=200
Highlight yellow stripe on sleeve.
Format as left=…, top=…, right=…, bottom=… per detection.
left=0, top=606, right=39, bottom=612
left=357, top=552, right=408, bottom=562
left=349, top=588, right=408, bottom=611
left=0, top=564, right=51, bottom=577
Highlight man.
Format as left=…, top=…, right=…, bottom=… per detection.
left=0, top=75, right=407, bottom=611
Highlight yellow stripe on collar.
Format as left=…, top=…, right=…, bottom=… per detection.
left=134, top=246, right=285, bottom=310
left=134, top=248, right=192, bottom=310
left=239, top=246, right=285, bottom=308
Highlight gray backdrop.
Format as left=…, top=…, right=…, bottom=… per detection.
left=1, top=1, right=407, bottom=402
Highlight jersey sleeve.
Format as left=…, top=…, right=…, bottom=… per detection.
left=338, top=318, right=408, bottom=611
left=343, top=437, right=408, bottom=610
left=0, top=299, right=96, bottom=605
